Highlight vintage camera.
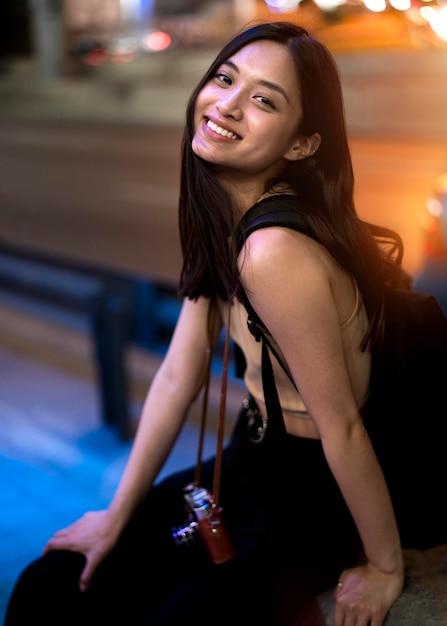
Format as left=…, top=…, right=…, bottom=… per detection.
left=171, top=484, right=209, bottom=548
left=172, top=483, right=235, bottom=564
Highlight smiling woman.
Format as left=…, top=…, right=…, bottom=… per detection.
left=191, top=40, right=318, bottom=186
left=4, top=20, right=446, bottom=626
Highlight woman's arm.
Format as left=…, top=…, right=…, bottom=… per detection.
left=107, top=295, right=216, bottom=529
left=44, top=295, right=220, bottom=590
left=240, top=227, right=404, bottom=623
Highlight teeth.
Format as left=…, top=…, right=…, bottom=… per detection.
left=206, top=119, right=240, bottom=140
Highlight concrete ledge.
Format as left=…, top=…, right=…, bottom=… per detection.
left=316, top=544, right=447, bottom=625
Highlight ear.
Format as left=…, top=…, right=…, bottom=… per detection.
left=284, top=133, right=321, bottom=162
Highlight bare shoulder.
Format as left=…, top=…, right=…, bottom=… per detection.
left=237, top=225, right=357, bottom=327
left=238, top=226, right=330, bottom=287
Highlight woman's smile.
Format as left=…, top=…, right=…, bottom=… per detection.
left=205, top=117, right=241, bottom=141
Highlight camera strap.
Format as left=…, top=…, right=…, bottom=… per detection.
left=194, top=299, right=232, bottom=508
left=213, top=302, right=231, bottom=506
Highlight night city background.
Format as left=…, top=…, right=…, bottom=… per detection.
left=0, top=1, right=446, bottom=623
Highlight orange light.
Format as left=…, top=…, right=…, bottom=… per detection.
left=421, top=213, right=447, bottom=259
left=421, top=212, right=439, bottom=234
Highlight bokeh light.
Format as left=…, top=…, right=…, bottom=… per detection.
left=144, top=31, right=172, bottom=52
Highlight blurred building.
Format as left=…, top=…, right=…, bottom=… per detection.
left=0, top=0, right=446, bottom=136
left=1, top=0, right=445, bottom=81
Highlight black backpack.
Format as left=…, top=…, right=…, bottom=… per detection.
left=236, top=195, right=447, bottom=550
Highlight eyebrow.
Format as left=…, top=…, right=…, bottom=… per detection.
left=222, top=60, right=290, bottom=103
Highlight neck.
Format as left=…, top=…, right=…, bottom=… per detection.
left=226, top=180, right=294, bottom=218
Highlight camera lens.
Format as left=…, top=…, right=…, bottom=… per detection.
left=172, top=520, right=198, bottom=547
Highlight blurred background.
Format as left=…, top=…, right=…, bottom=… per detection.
left=0, top=0, right=446, bottom=622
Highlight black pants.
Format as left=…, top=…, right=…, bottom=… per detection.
left=4, top=399, right=362, bottom=626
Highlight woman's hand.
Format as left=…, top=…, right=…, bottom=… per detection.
left=332, top=561, right=404, bottom=626
left=41, top=298, right=215, bottom=595
left=43, top=509, right=120, bottom=592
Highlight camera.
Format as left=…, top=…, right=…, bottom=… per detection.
left=172, top=483, right=235, bottom=564
left=172, top=484, right=210, bottom=548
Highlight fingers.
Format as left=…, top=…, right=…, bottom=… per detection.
left=44, top=535, right=95, bottom=592
left=42, top=528, right=72, bottom=555
left=79, top=559, right=93, bottom=593
left=333, top=578, right=384, bottom=626
left=42, top=535, right=61, bottom=555
left=334, top=601, right=378, bottom=626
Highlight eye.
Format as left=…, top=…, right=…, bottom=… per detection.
left=214, top=72, right=232, bottom=86
left=254, top=95, right=276, bottom=109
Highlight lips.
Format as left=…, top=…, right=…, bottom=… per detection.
left=205, top=118, right=241, bottom=140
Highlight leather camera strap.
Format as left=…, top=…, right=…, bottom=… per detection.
left=212, top=302, right=231, bottom=507
left=193, top=300, right=231, bottom=508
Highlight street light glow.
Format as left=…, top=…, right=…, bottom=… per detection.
left=389, top=0, right=412, bottom=10
left=363, top=0, right=387, bottom=12
left=264, top=0, right=302, bottom=11
left=420, top=4, right=447, bottom=40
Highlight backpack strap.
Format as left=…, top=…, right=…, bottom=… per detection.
left=236, top=194, right=315, bottom=253
left=236, top=194, right=318, bottom=327
left=236, top=195, right=318, bottom=430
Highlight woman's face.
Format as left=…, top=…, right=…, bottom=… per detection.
left=192, top=40, right=307, bottom=186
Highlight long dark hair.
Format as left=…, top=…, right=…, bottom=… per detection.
left=178, top=21, right=405, bottom=350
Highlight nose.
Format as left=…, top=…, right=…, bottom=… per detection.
left=216, top=89, right=243, bottom=120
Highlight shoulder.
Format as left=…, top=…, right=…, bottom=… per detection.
left=239, top=225, right=329, bottom=285
left=237, top=222, right=359, bottom=328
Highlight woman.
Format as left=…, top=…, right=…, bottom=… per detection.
left=4, top=21, right=405, bottom=626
